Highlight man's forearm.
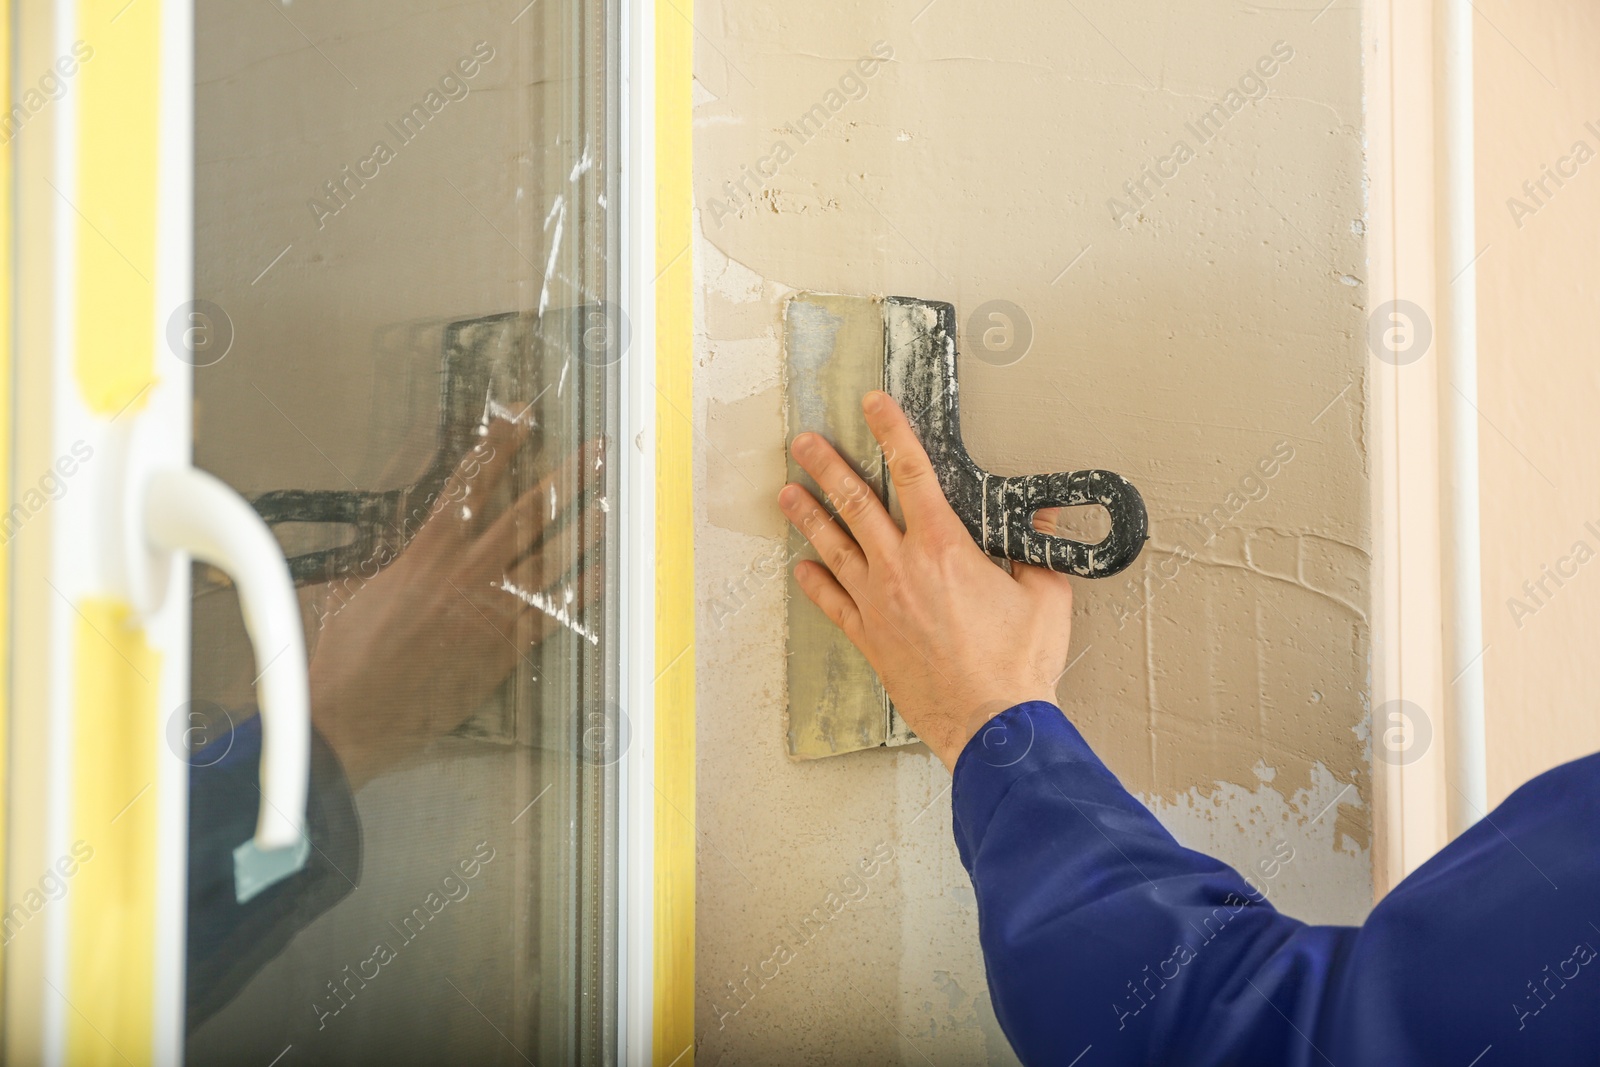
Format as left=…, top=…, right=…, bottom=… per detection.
left=953, top=700, right=1349, bottom=1066
left=186, top=714, right=363, bottom=1031
left=955, top=700, right=1600, bottom=1066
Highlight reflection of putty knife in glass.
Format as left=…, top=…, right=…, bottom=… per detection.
left=781, top=293, right=1148, bottom=760
left=251, top=306, right=616, bottom=583
left=250, top=312, right=535, bottom=583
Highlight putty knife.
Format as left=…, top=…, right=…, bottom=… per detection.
left=783, top=293, right=1148, bottom=759
left=249, top=307, right=605, bottom=583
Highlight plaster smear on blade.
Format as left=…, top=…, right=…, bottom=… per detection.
left=783, top=299, right=844, bottom=433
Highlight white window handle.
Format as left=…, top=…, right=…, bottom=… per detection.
left=133, top=465, right=310, bottom=852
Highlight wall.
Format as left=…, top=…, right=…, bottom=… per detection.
left=1476, top=1, right=1600, bottom=803
left=693, top=2, right=1373, bottom=1063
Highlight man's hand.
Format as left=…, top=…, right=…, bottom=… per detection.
left=308, top=411, right=603, bottom=789
left=779, top=390, right=1075, bottom=771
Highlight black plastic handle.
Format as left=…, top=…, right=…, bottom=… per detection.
left=884, top=296, right=1148, bottom=579
left=983, top=469, right=1148, bottom=577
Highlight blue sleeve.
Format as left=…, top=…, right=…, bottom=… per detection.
left=954, top=701, right=1600, bottom=1066
left=185, top=713, right=362, bottom=1031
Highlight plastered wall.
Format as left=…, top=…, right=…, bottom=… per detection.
left=693, top=3, right=1373, bottom=1063
left=1476, top=2, right=1600, bottom=804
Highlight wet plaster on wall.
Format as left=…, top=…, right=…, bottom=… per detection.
left=693, top=2, right=1372, bottom=1061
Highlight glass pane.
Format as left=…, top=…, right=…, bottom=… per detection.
left=184, top=2, right=620, bottom=1064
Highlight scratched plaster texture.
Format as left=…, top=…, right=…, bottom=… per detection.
left=693, top=3, right=1373, bottom=1063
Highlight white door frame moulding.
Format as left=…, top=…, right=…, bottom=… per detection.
left=1365, top=0, right=1485, bottom=895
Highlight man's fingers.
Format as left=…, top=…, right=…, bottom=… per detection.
left=466, top=439, right=600, bottom=572
left=453, top=407, right=538, bottom=506
left=518, top=557, right=605, bottom=647
left=503, top=503, right=597, bottom=594
left=861, top=391, right=962, bottom=534
left=794, top=560, right=863, bottom=640
left=412, top=410, right=536, bottom=548
left=788, top=432, right=902, bottom=559
left=779, top=483, right=869, bottom=586
left=1012, top=560, right=1074, bottom=607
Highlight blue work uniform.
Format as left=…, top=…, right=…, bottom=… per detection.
left=956, top=701, right=1600, bottom=1065
left=187, top=715, right=362, bottom=1031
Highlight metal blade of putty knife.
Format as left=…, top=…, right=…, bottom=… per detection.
left=783, top=294, right=901, bottom=759
left=782, top=293, right=1148, bottom=760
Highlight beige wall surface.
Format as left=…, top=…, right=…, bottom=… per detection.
left=693, top=3, right=1373, bottom=1063
left=1476, top=2, right=1600, bottom=804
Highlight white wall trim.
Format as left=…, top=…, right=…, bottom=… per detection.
left=1365, top=0, right=1454, bottom=894
left=1437, top=0, right=1487, bottom=839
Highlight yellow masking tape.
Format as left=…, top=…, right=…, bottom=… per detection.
left=74, top=0, right=160, bottom=416
left=0, top=0, right=13, bottom=1016
left=66, top=600, right=158, bottom=1067
left=655, top=0, right=696, bottom=1061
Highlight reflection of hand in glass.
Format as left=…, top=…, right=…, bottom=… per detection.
left=307, top=412, right=604, bottom=789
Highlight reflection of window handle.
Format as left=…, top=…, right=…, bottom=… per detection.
left=133, top=466, right=309, bottom=851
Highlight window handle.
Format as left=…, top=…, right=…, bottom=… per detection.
left=131, top=464, right=310, bottom=851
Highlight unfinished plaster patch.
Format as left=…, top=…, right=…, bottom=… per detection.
left=892, top=745, right=1019, bottom=1066
left=1143, top=760, right=1368, bottom=925
left=706, top=389, right=788, bottom=539
left=703, top=226, right=785, bottom=341
left=699, top=228, right=793, bottom=540
left=693, top=76, right=722, bottom=108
